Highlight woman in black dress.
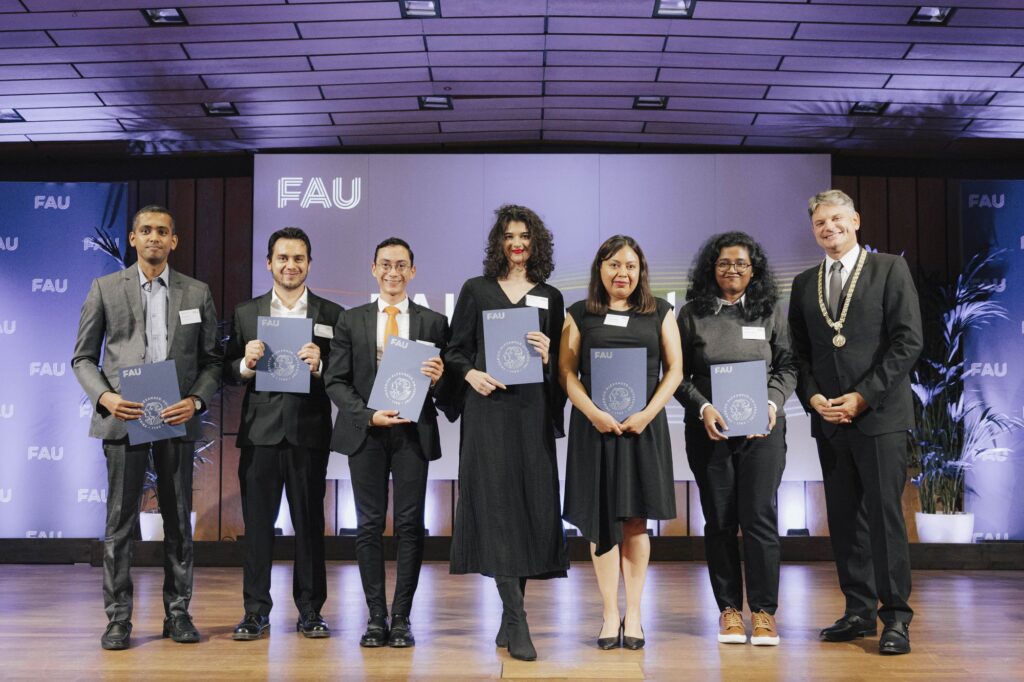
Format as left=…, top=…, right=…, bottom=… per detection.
left=675, top=232, right=796, bottom=647
left=560, top=235, right=682, bottom=650
left=443, top=204, right=568, bottom=662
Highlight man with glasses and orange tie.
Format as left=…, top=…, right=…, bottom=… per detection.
left=325, top=237, right=448, bottom=649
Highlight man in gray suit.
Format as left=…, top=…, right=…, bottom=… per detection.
left=72, top=205, right=223, bottom=650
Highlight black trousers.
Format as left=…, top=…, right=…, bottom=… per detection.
left=685, top=419, right=786, bottom=615
left=817, top=427, right=913, bottom=626
left=238, top=442, right=328, bottom=617
left=102, top=438, right=194, bottom=623
left=348, top=425, right=429, bottom=617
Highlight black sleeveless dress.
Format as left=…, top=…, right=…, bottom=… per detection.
left=563, top=298, right=677, bottom=555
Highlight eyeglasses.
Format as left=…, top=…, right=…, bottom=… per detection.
left=715, top=260, right=751, bottom=273
left=376, top=261, right=410, bottom=274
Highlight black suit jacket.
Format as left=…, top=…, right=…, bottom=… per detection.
left=223, top=289, right=344, bottom=449
left=325, top=300, right=449, bottom=460
left=788, top=251, right=923, bottom=438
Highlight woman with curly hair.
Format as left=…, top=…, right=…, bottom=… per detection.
left=443, top=204, right=568, bottom=662
left=675, top=231, right=797, bottom=647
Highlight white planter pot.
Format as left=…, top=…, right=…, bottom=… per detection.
left=139, top=511, right=198, bottom=541
left=915, top=511, right=975, bottom=544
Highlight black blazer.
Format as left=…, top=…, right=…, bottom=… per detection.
left=788, top=251, right=923, bottom=438
left=223, top=289, right=344, bottom=449
left=325, top=300, right=450, bottom=460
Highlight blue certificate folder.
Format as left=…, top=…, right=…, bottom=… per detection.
left=255, top=316, right=312, bottom=394
left=710, top=360, right=770, bottom=437
left=119, top=359, right=186, bottom=446
left=367, top=337, right=438, bottom=423
left=590, top=347, right=647, bottom=422
left=482, top=307, right=543, bottom=386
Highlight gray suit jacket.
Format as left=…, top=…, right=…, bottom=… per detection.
left=72, top=263, right=223, bottom=441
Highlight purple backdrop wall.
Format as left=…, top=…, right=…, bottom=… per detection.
left=253, top=154, right=831, bottom=481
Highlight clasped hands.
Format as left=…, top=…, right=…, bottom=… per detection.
left=371, top=356, right=444, bottom=427
left=588, top=407, right=655, bottom=436
left=810, top=392, right=867, bottom=425
left=99, top=391, right=196, bottom=425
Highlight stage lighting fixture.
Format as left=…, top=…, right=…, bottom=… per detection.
left=203, top=102, right=239, bottom=116
left=0, top=108, right=25, bottom=122
left=633, top=96, right=668, bottom=110
left=400, top=1, right=440, bottom=18
left=909, top=6, right=954, bottom=25
left=141, top=8, right=188, bottom=25
left=850, top=101, right=889, bottom=115
left=418, top=95, right=453, bottom=110
left=654, top=0, right=696, bottom=18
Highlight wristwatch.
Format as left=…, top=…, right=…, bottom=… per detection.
left=191, top=397, right=203, bottom=412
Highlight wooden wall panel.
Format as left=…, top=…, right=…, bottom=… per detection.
left=195, top=178, right=225, bottom=313
left=916, top=177, right=948, bottom=283
left=168, top=179, right=196, bottom=278
left=857, top=176, right=888, bottom=253
left=223, top=177, right=253, bottom=314
left=887, top=177, right=918, bottom=273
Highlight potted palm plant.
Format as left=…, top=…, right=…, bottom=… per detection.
left=910, top=250, right=1022, bottom=543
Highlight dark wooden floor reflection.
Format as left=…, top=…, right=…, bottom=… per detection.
left=1, top=561, right=1019, bottom=680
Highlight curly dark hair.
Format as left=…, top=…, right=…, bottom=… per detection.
left=586, top=235, right=657, bottom=315
left=686, top=231, right=778, bottom=321
left=482, top=204, right=554, bottom=282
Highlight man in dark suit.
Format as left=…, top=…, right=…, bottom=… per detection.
left=325, top=237, right=447, bottom=648
left=73, top=205, right=223, bottom=650
left=222, top=227, right=343, bottom=641
left=788, top=190, right=923, bottom=656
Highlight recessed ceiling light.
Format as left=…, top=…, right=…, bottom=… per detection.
left=909, top=6, right=954, bottom=25
left=633, top=96, right=668, bottom=110
left=203, top=101, right=238, bottom=116
left=418, top=95, right=452, bottom=110
left=850, top=101, right=889, bottom=115
left=400, top=1, right=440, bottom=18
left=141, top=8, right=188, bottom=26
left=654, top=0, right=696, bottom=18
left=0, top=108, right=25, bottom=122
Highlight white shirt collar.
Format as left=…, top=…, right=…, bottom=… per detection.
left=271, top=286, right=308, bottom=311
left=713, top=293, right=745, bottom=315
left=826, top=244, right=861, bottom=273
left=377, top=296, right=409, bottom=313
left=138, top=263, right=168, bottom=287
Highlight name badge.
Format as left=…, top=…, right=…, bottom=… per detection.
left=742, top=326, right=766, bottom=340
left=179, top=308, right=201, bottom=325
left=604, top=314, right=629, bottom=328
left=314, top=323, right=333, bottom=339
left=525, top=294, right=549, bottom=310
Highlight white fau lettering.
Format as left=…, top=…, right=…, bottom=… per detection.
left=966, top=362, right=1008, bottom=378
left=34, top=195, right=70, bottom=210
left=26, top=530, right=63, bottom=538
left=30, top=362, right=66, bottom=376
left=714, top=366, right=733, bottom=374
left=594, top=351, right=614, bottom=359
left=260, top=318, right=280, bottom=327
left=1, top=404, right=14, bottom=419
left=967, top=194, right=1005, bottom=209
left=77, top=488, right=107, bottom=503
left=0, top=320, right=15, bottom=335
left=974, top=531, right=1010, bottom=541
left=0, top=236, right=19, bottom=251
left=83, top=237, right=119, bottom=252
left=277, top=176, right=361, bottom=210
left=122, top=367, right=142, bottom=377
left=31, top=278, right=68, bottom=293
left=0, top=489, right=11, bottom=503
left=28, top=446, right=64, bottom=461
left=485, top=312, right=505, bottom=320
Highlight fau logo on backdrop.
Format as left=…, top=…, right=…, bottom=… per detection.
left=34, top=195, right=70, bottom=210
left=0, top=404, right=14, bottom=419
left=0, top=488, right=12, bottom=503
left=967, top=194, right=1005, bottom=209
left=965, top=362, right=1008, bottom=378
left=83, top=237, right=119, bottom=252
left=77, top=489, right=107, bottom=503
left=0, top=320, right=15, bottom=335
left=277, top=177, right=361, bottom=210
left=31, top=278, right=68, bottom=293
left=0, top=236, right=18, bottom=251
left=30, top=362, right=66, bottom=376
left=28, top=446, right=64, bottom=461
left=26, top=531, right=63, bottom=538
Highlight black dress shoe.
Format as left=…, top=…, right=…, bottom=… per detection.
left=622, top=622, right=645, bottom=651
left=100, top=620, right=132, bottom=650
left=819, top=614, right=877, bottom=642
left=162, top=613, right=200, bottom=643
left=597, top=619, right=622, bottom=650
left=296, top=612, right=331, bottom=639
left=388, top=615, right=415, bottom=648
left=879, top=622, right=911, bottom=655
left=233, top=613, right=270, bottom=641
left=360, top=612, right=389, bottom=648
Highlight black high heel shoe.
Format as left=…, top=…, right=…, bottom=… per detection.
left=622, top=620, right=645, bottom=650
left=597, top=619, right=623, bottom=650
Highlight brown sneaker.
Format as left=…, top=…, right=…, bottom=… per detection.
left=718, top=607, right=746, bottom=644
left=751, top=610, right=780, bottom=646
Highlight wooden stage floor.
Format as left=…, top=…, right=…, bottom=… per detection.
left=0, top=561, right=1019, bottom=681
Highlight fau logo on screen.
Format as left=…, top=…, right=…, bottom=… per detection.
left=967, top=194, right=1005, bottom=209
left=0, top=236, right=18, bottom=251
left=34, top=195, right=70, bottom=210
left=277, top=177, right=361, bottom=210
left=31, top=278, right=68, bottom=293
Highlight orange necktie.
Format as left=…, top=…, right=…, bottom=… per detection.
left=384, top=305, right=400, bottom=346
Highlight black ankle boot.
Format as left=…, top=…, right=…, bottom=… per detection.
left=495, top=576, right=536, bottom=661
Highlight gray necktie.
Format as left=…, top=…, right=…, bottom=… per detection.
left=828, top=261, right=843, bottom=318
